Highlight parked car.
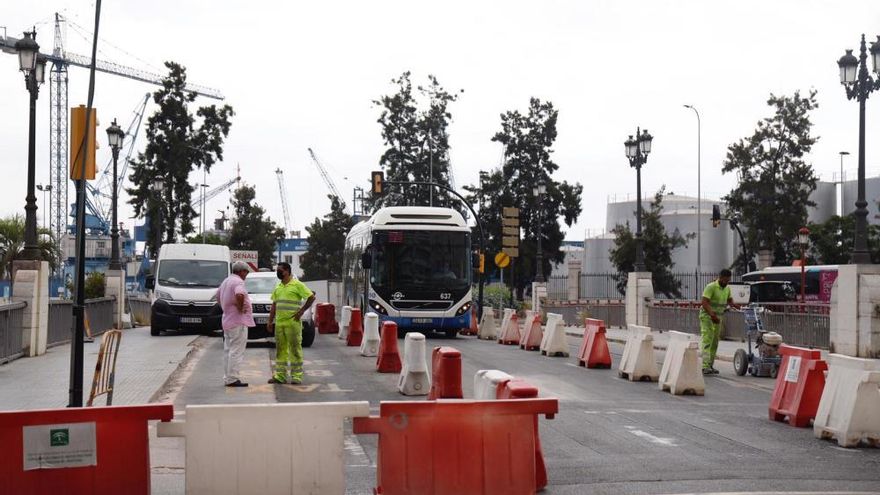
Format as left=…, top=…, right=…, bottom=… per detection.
left=245, top=271, right=315, bottom=347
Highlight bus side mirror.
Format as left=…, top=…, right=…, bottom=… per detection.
left=361, top=252, right=372, bottom=269
left=145, top=275, right=155, bottom=290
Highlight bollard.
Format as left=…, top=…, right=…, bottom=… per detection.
left=377, top=321, right=403, bottom=373
left=339, top=305, right=352, bottom=340
left=477, top=309, right=498, bottom=340
left=347, top=308, right=363, bottom=347
left=360, top=312, right=381, bottom=357
left=398, top=333, right=431, bottom=395
left=428, top=346, right=463, bottom=399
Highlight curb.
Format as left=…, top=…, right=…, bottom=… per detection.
left=563, top=329, right=734, bottom=363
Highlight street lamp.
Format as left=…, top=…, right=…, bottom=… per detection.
left=837, top=34, right=880, bottom=264
left=683, top=104, right=702, bottom=279
left=838, top=151, right=850, bottom=216
left=797, top=227, right=811, bottom=303
left=15, top=31, right=46, bottom=261
left=36, top=184, right=52, bottom=231
left=151, top=179, right=165, bottom=259
left=106, top=119, right=125, bottom=271
left=624, top=127, right=653, bottom=272
left=533, top=182, right=547, bottom=283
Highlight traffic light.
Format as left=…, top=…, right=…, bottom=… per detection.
left=70, top=105, right=97, bottom=181
left=479, top=253, right=485, bottom=274
left=712, top=204, right=721, bottom=228
left=371, top=171, right=384, bottom=196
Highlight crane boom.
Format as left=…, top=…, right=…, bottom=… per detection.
left=307, top=148, right=342, bottom=199
left=192, top=168, right=240, bottom=209
left=275, top=168, right=293, bottom=235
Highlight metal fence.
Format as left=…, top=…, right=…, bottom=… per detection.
left=85, top=297, right=115, bottom=337
left=128, top=296, right=151, bottom=326
left=0, top=302, right=26, bottom=365
left=547, top=271, right=740, bottom=302
left=543, top=301, right=626, bottom=327
left=48, top=300, right=73, bottom=347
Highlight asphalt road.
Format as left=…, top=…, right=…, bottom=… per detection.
left=170, top=330, right=880, bottom=495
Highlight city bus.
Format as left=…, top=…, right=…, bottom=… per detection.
left=742, top=264, right=839, bottom=303
left=343, top=206, right=473, bottom=337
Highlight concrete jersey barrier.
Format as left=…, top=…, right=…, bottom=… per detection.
left=478, top=310, right=498, bottom=340
left=540, top=313, right=569, bottom=357
left=658, top=330, right=705, bottom=395
left=813, top=354, right=880, bottom=447
left=618, top=324, right=659, bottom=382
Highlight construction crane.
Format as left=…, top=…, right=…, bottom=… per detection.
left=191, top=166, right=241, bottom=210
left=275, top=168, right=293, bottom=237
left=0, top=13, right=224, bottom=266
left=307, top=148, right=342, bottom=200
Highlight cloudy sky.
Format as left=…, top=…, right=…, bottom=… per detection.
left=1, top=0, right=878, bottom=243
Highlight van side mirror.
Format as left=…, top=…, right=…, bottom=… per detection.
left=361, top=252, right=372, bottom=270
left=145, top=275, right=155, bottom=290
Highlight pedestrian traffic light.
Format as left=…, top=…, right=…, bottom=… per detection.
left=70, top=105, right=97, bottom=181
left=712, top=204, right=721, bottom=228
left=371, top=171, right=384, bottom=196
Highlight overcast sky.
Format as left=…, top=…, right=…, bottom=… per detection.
left=1, top=0, right=879, bottom=242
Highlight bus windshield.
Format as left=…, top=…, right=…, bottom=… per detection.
left=371, top=230, right=471, bottom=291
left=158, top=260, right=228, bottom=288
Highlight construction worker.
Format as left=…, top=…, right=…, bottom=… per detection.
left=267, top=262, right=315, bottom=384
left=699, top=268, right=739, bottom=375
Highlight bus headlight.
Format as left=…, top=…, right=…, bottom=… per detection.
left=369, top=299, right=388, bottom=315
left=456, top=302, right=471, bottom=316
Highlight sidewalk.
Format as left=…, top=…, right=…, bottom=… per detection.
left=564, top=325, right=743, bottom=362
left=0, top=326, right=197, bottom=410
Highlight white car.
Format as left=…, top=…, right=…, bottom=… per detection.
left=244, top=270, right=316, bottom=347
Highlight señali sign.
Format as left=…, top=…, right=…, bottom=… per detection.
left=230, top=250, right=259, bottom=271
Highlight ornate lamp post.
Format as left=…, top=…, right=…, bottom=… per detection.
left=624, top=128, right=653, bottom=272
left=15, top=31, right=47, bottom=261
left=151, top=179, right=165, bottom=259
left=106, top=119, right=125, bottom=270
left=533, top=182, right=547, bottom=283
left=837, top=34, right=880, bottom=264
left=797, top=227, right=811, bottom=303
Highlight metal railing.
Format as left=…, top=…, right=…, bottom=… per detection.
left=544, top=300, right=626, bottom=327
left=128, top=296, right=151, bottom=326
left=85, top=297, right=115, bottom=337
left=48, top=300, right=73, bottom=347
left=0, top=302, right=26, bottom=364
left=547, top=271, right=742, bottom=302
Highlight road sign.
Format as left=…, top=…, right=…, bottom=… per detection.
left=502, top=247, right=519, bottom=258
left=503, top=207, right=520, bottom=218
left=503, top=227, right=519, bottom=236
left=502, top=237, right=519, bottom=248
left=502, top=218, right=520, bottom=227
left=494, top=252, right=510, bottom=268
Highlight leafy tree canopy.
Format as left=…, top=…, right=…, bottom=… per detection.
left=808, top=214, right=880, bottom=264
left=228, top=185, right=285, bottom=268
left=300, top=195, right=355, bottom=281
left=0, top=215, right=62, bottom=278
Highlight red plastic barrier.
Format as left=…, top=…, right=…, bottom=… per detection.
left=377, top=321, right=402, bottom=373
left=578, top=318, right=612, bottom=369
left=496, top=379, right=548, bottom=491
left=769, top=344, right=827, bottom=427
left=0, top=404, right=173, bottom=495
left=316, top=303, right=339, bottom=334
left=520, top=314, right=543, bottom=351
left=459, top=306, right=479, bottom=336
left=499, top=313, right=520, bottom=345
left=428, top=346, right=463, bottom=399
left=353, top=399, right=558, bottom=495
left=347, top=308, right=363, bottom=347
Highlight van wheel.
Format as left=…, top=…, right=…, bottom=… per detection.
left=150, top=325, right=162, bottom=336
left=302, top=321, right=316, bottom=348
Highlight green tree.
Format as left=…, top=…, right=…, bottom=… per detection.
left=465, top=98, right=583, bottom=295
left=0, top=215, right=62, bottom=279
left=722, top=91, right=819, bottom=265
left=609, top=188, right=692, bottom=298
left=127, top=62, right=234, bottom=255
left=370, top=71, right=461, bottom=210
left=300, top=195, right=355, bottom=280
left=228, top=185, right=285, bottom=268
left=808, top=215, right=880, bottom=264
left=184, top=232, right=226, bottom=245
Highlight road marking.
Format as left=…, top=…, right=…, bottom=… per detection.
left=320, top=383, right=353, bottom=393
left=624, top=425, right=678, bottom=446
left=285, top=384, right=321, bottom=393
left=306, top=369, right=334, bottom=377
left=344, top=435, right=374, bottom=467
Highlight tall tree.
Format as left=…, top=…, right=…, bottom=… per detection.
left=808, top=215, right=880, bottom=264
left=370, top=71, right=461, bottom=210
left=465, top=98, right=583, bottom=295
left=300, top=195, right=356, bottom=280
left=128, top=62, right=234, bottom=255
left=0, top=215, right=61, bottom=279
left=228, top=185, right=285, bottom=268
left=609, top=188, right=692, bottom=298
left=722, top=91, right=819, bottom=266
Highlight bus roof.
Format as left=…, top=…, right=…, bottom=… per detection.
left=356, top=206, right=468, bottom=229
left=744, top=264, right=839, bottom=277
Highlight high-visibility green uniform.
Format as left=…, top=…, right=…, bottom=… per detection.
left=271, top=279, right=313, bottom=383
left=700, top=280, right=731, bottom=370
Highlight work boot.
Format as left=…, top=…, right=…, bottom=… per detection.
left=710, top=367, right=720, bottom=374
left=702, top=368, right=713, bottom=375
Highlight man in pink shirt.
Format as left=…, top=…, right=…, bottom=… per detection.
left=216, top=261, right=255, bottom=387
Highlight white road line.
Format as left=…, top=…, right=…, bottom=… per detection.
left=624, top=425, right=678, bottom=446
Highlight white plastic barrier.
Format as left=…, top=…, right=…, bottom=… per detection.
left=658, top=331, right=704, bottom=395
left=478, top=310, right=498, bottom=340
left=618, top=324, right=659, bottom=382
left=474, top=369, right=514, bottom=400
left=540, top=313, right=569, bottom=357
left=522, top=310, right=536, bottom=341
left=813, top=354, right=880, bottom=447
left=157, top=401, right=370, bottom=494
left=498, top=310, right=520, bottom=345
left=360, top=312, right=381, bottom=356
left=339, top=305, right=352, bottom=340
left=398, top=332, right=430, bottom=395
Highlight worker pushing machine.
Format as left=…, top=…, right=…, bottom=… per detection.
left=267, top=262, right=316, bottom=384
left=700, top=268, right=739, bottom=375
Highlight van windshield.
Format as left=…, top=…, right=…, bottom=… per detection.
left=158, top=260, right=228, bottom=288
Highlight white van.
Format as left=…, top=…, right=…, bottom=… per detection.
left=146, top=243, right=230, bottom=336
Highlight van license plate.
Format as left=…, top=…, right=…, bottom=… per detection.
left=255, top=317, right=268, bottom=324
left=180, top=317, right=202, bottom=324
left=412, top=318, right=432, bottom=324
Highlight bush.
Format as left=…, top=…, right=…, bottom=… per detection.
left=480, top=285, right=521, bottom=311
left=85, top=272, right=106, bottom=299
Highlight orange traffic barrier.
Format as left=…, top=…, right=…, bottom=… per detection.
left=460, top=306, right=479, bottom=336
left=769, top=344, right=828, bottom=427
left=520, top=313, right=543, bottom=351
left=346, top=308, right=364, bottom=347
left=428, top=346, right=463, bottom=399
left=578, top=318, right=612, bottom=369
left=377, top=321, right=403, bottom=373
left=496, top=378, right=549, bottom=491
left=498, top=312, right=520, bottom=345
left=0, top=404, right=173, bottom=494
left=316, top=303, right=339, bottom=334
left=353, top=399, right=558, bottom=495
